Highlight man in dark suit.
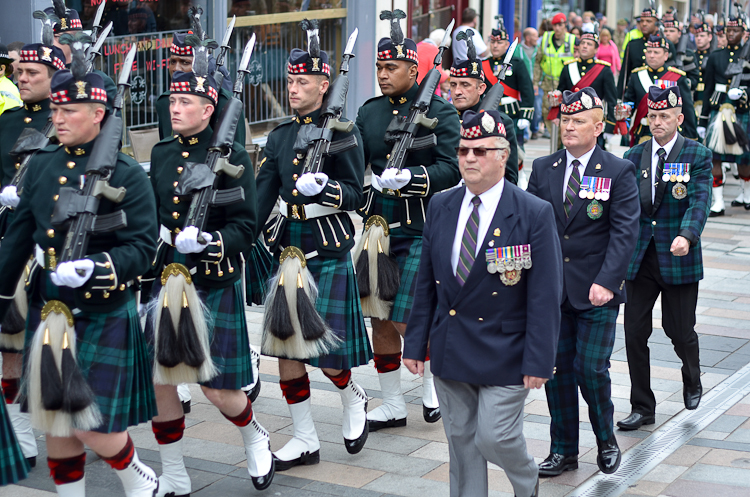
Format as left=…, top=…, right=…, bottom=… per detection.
left=403, top=109, right=562, bottom=497
left=527, top=87, right=640, bottom=477
left=618, top=86, right=712, bottom=431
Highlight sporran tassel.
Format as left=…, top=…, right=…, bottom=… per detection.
left=40, top=328, right=63, bottom=412
left=356, top=217, right=398, bottom=319
left=354, top=238, right=371, bottom=298
left=156, top=294, right=181, bottom=368
left=177, top=291, right=207, bottom=368
left=376, top=239, right=400, bottom=301
left=60, top=331, right=96, bottom=415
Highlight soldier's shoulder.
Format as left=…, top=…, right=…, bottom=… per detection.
left=152, top=134, right=179, bottom=152
left=564, top=58, right=579, bottom=66
left=360, top=94, right=387, bottom=109
left=268, top=117, right=296, bottom=136
left=668, top=66, right=687, bottom=76
left=594, top=59, right=612, bottom=67
left=116, top=151, right=143, bottom=169
left=632, top=65, right=649, bottom=73
left=38, top=143, right=63, bottom=154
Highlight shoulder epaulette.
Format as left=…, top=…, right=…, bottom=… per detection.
left=3, top=105, right=23, bottom=113
left=361, top=94, right=386, bottom=107
left=632, top=66, right=649, bottom=73
left=564, top=58, right=579, bottom=66
left=668, top=66, right=686, bottom=76
left=594, top=59, right=611, bottom=67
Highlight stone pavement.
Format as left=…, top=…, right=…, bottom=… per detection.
left=4, top=136, right=750, bottom=497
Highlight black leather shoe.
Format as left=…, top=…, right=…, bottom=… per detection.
left=26, top=456, right=36, bottom=469
left=345, top=401, right=369, bottom=455
left=616, top=412, right=655, bottom=431
left=709, top=209, right=725, bottom=217
left=273, top=449, right=320, bottom=471
left=684, top=383, right=702, bottom=410
left=538, top=453, right=577, bottom=477
left=596, top=438, right=621, bottom=474
left=251, top=457, right=275, bottom=490
left=181, top=400, right=191, bottom=414
left=247, top=380, right=261, bottom=403
left=515, top=477, right=539, bottom=497
left=731, top=199, right=746, bottom=207
left=368, top=417, right=407, bottom=432
left=745, top=203, right=750, bottom=211
left=423, top=404, right=441, bottom=423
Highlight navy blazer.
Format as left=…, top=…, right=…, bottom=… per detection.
left=527, top=145, right=640, bottom=311
left=403, top=181, right=563, bottom=386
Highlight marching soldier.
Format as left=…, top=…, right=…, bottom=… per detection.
left=0, top=23, right=66, bottom=471
left=356, top=10, right=460, bottom=431
left=145, top=44, right=274, bottom=494
left=623, top=34, right=698, bottom=146
left=693, top=20, right=715, bottom=118
left=697, top=14, right=750, bottom=216
left=452, top=30, right=519, bottom=184
left=663, top=15, right=700, bottom=90
left=618, top=7, right=660, bottom=96
left=0, top=54, right=160, bottom=495
left=482, top=19, right=534, bottom=141
left=255, top=21, right=371, bottom=469
left=554, top=30, right=618, bottom=148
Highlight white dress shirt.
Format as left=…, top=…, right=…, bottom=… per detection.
left=563, top=146, right=596, bottom=202
left=451, top=180, right=505, bottom=276
left=650, top=133, right=679, bottom=202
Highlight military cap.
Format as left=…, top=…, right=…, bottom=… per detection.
left=45, top=0, right=83, bottom=34
left=288, top=19, right=331, bottom=77
left=490, top=16, right=509, bottom=42
left=636, top=8, right=658, bottom=20
left=726, top=15, right=747, bottom=30
left=693, top=22, right=711, bottom=33
left=171, top=32, right=194, bottom=57
left=450, top=29, right=484, bottom=80
left=460, top=110, right=507, bottom=139
left=170, top=71, right=218, bottom=105
left=19, top=43, right=66, bottom=71
left=50, top=70, right=107, bottom=105
left=377, top=9, right=419, bottom=65
left=647, top=85, right=683, bottom=109
left=645, top=34, right=669, bottom=49
left=662, top=17, right=681, bottom=29
left=580, top=30, right=599, bottom=45
left=0, top=45, right=12, bottom=66
left=560, top=87, right=603, bottom=115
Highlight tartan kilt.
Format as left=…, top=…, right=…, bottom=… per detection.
left=245, top=239, right=273, bottom=306
left=23, top=275, right=156, bottom=434
left=705, top=108, right=750, bottom=163
left=146, top=250, right=253, bottom=390
left=0, top=396, right=29, bottom=485
left=270, top=219, right=372, bottom=370
left=362, top=195, right=423, bottom=324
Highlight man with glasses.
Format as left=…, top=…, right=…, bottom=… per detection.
left=403, top=109, right=562, bottom=497
left=527, top=87, right=639, bottom=477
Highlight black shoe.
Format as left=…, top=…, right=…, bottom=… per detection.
left=731, top=199, right=746, bottom=207
left=247, top=380, right=262, bottom=403
left=515, top=477, right=539, bottom=497
left=26, top=456, right=36, bottom=468
left=251, top=457, right=275, bottom=490
left=684, top=382, right=702, bottom=410
left=596, top=438, right=621, bottom=474
left=616, top=412, right=655, bottom=431
left=538, top=453, right=577, bottom=477
left=423, top=404, right=441, bottom=423
left=273, top=449, right=320, bottom=472
left=745, top=203, right=750, bottom=211
left=709, top=209, right=725, bottom=217
left=368, top=417, right=407, bottom=432
left=345, top=401, right=369, bottom=455
left=181, top=400, right=191, bottom=414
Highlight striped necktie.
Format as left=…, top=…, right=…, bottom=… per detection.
left=565, top=160, right=581, bottom=217
left=456, top=196, right=481, bottom=286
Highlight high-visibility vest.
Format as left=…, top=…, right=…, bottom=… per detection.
left=540, top=31, right=576, bottom=79
left=620, top=28, right=644, bottom=58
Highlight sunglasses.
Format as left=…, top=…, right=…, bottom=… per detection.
left=456, top=147, right=502, bottom=157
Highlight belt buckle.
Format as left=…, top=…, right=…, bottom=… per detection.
left=290, top=204, right=307, bottom=220
left=383, top=188, right=400, bottom=197
left=46, top=248, right=57, bottom=271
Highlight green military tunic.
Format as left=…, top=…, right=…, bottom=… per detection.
left=482, top=54, right=535, bottom=121
left=668, top=45, right=700, bottom=90
left=694, top=48, right=712, bottom=112
left=155, top=88, right=246, bottom=146
left=0, top=100, right=51, bottom=187
left=618, top=37, right=648, bottom=96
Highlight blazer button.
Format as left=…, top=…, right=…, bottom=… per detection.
left=436, top=280, right=440, bottom=284
left=492, top=292, right=497, bottom=296
left=564, top=257, right=570, bottom=262
left=652, top=220, right=657, bottom=226
left=449, top=309, right=456, bottom=316
left=563, top=235, right=569, bottom=240
left=478, top=318, right=483, bottom=322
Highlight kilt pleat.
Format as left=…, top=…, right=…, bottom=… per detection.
left=270, top=219, right=372, bottom=370
left=705, top=108, right=750, bottom=163
left=0, top=396, right=29, bottom=486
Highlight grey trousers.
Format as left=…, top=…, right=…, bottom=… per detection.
left=435, top=376, right=538, bottom=497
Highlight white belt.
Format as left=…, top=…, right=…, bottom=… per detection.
left=278, top=199, right=340, bottom=220
left=34, top=244, right=45, bottom=268
left=160, top=225, right=176, bottom=245
left=715, top=84, right=728, bottom=93
left=641, top=117, right=649, bottom=125
left=501, top=96, right=519, bottom=105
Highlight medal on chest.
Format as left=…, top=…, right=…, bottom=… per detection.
left=486, top=244, right=532, bottom=285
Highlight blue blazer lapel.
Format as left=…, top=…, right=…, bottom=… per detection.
left=639, top=140, right=653, bottom=214
left=566, top=145, right=604, bottom=225
left=653, top=134, right=685, bottom=214
left=546, top=151, right=568, bottom=225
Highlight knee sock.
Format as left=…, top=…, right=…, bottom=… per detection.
left=152, top=416, right=185, bottom=445
left=713, top=175, right=724, bottom=187
left=222, top=397, right=254, bottom=427
left=279, top=372, right=311, bottom=404
left=100, top=435, right=135, bottom=471
left=1, top=378, right=19, bottom=404
left=373, top=352, right=401, bottom=373
left=48, top=453, right=86, bottom=485
left=323, top=370, right=351, bottom=390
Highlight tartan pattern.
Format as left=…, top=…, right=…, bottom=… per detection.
left=565, top=162, right=581, bottom=217
left=645, top=37, right=669, bottom=49
left=460, top=122, right=506, bottom=139
left=648, top=96, right=682, bottom=109
left=223, top=398, right=253, bottom=426
left=280, top=373, right=311, bottom=404
left=272, top=220, right=372, bottom=369
left=546, top=306, right=619, bottom=455
left=19, top=49, right=65, bottom=70
left=704, top=107, right=750, bottom=163
left=152, top=416, right=185, bottom=444
left=48, top=454, right=85, bottom=485
left=374, top=352, right=402, bottom=373
left=624, top=139, right=713, bottom=285
left=50, top=87, right=107, bottom=104
left=456, top=196, right=480, bottom=285
left=25, top=277, right=156, bottom=434
left=377, top=48, right=419, bottom=64
left=0, top=389, right=29, bottom=485
left=170, top=44, right=193, bottom=56
left=286, top=61, right=332, bottom=76
left=169, top=81, right=218, bottom=105
left=245, top=240, right=273, bottom=306
left=561, top=96, right=603, bottom=114
left=49, top=90, right=70, bottom=103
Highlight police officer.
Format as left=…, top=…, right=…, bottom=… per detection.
left=356, top=10, right=460, bottom=431
left=0, top=45, right=21, bottom=115
left=146, top=54, right=274, bottom=494
left=255, top=21, right=372, bottom=471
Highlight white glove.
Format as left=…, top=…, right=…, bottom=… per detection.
left=517, top=118, right=530, bottom=130
left=295, top=172, right=328, bottom=197
left=603, top=133, right=615, bottom=141
left=697, top=126, right=707, bottom=139
left=0, top=186, right=20, bottom=208
left=370, top=174, right=382, bottom=191
left=50, top=259, right=95, bottom=288
left=379, top=168, right=412, bottom=190
left=175, top=226, right=213, bottom=254
left=728, top=88, right=744, bottom=100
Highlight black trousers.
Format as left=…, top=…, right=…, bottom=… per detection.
left=624, top=241, right=701, bottom=415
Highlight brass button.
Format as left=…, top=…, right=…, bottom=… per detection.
left=103, top=291, right=110, bottom=298
left=173, top=196, right=180, bottom=204
left=59, top=176, right=67, bottom=185
left=172, top=212, right=180, bottom=219
left=177, top=166, right=184, bottom=174
left=323, top=241, right=328, bottom=246
left=120, top=284, right=126, bottom=291
left=84, top=292, right=91, bottom=299
left=229, top=267, right=234, bottom=273
left=67, top=161, right=75, bottom=169
left=104, top=261, right=111, bottom=269
left=449, top=309, right=456, bottom=316
left=182, top=152, right=189, bottom=158
left=109, top=274, right=115, bottom=280
left=173, top=181, right=179, bottom=188
left=492, top=292, right=497, bottom=296
left=731, top=51, right=734, bottom=55
left=335, top=195, right=340, bottom=200
left=652, top=220, right=657, bottom=226
left=205, top=269, right=211, bottom=275
left=24, top=117, right=32, bottom=124
left=336, top=242, right=341, bottom=247
left=293, top=158, right=299, bottom=165
left=53, top=195, right=59, bottom=201
left=406, top=220, right=412, bottom=224
left=386, top=154, right=391, bottom=160
left=292, top=189, right=298, bottom=196
left=563, top=235, right=569, bottom=240
left=15, top=162, right=20, bottom=170
left=109, top=285, right=116, bottom=291
left=218, top=270, right=224, bottom=277
left=564, top=257, right=570, bottom=262
left=47, top=229, right=54, bottom=238
left=293, top=174, right=298, bottom=180
left=393, top=110, right=398, bottom=115
left=436, top=280, right=440, bottom=284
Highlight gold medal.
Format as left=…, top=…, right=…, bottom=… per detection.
left=587, top=191, right=595, bottom=200
left=670, top=174, right=677, bottom=182
left=676, top=174, right=683, bottom=182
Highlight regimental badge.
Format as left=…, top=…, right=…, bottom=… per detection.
left=312, top=58, right=320, bottom=71
left=195, top=76, right=206, bottom=92
left=304, top=117, right=313, bottom=124
left=188, top=137, right=199, bottom=145
left=396, top=44, right=405, bottom=58
left=60, top=17, right=68, bottom=30
left=399, top=97, right=407, bottom=104
left=500, top=269, right=522, bottom=286
left=75, top=80, right=88, bottom=99
left=471, top=62, right=479, bottom=75
left=482, top=112, right=495, bottom=133
left=581, top=92, right=593, bottom=109
left=668, top=90, right=678, bottom=107
left=493, top=228, right=501, bottom=237
left=41, top=47, right=53, bottom=62
left=32, top=104, right=41, bottom=112
left=587, top=199, right=604, bottom=219
left=672, top=183, right=688, bottom=199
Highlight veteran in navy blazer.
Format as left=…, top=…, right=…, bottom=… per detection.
left=404, top=110, right=562, bottom=497
left=527, top=87, right=640, bottom=477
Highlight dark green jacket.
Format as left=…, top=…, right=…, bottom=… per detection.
left=256, top=107, right=364, bottom=258
left=693, top=48, right=712, bottom=105
left=558, top=58, right=618, bottom=134
left=698, top=45, right=750, bottom=127
left=483, top=54, right=535, bottom=120
left=155, top=88, right=246, bottom=146
left=356, top=83, right=461, bottom=235
left=0, top=139, right=157, bottom=318
left=149, top=125, right=256, bottom=288
left=668, top=46, right=700, bottom=91
left=0, top=99, right=51, bottom=187
left=618, top=37, right=648, bottom=96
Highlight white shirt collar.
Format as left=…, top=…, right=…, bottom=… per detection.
left=462, top=178, right=505, bottom=211
left=651, top=132, right=679, bottom=160
left=565, top=145, right=596, bottom=170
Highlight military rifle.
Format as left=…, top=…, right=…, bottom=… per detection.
left=480, top=39, right=518, bottom=110
left=213, top=15, right=236, bottom=90
left=725, top=2, right=750, bottom=87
